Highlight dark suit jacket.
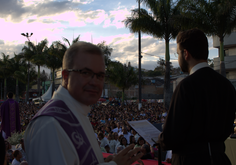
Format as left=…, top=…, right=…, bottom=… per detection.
left=158, top=67, right=236, bottom=165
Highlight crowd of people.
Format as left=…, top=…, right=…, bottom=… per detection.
left=1, top=99, right=172, bottom=165
left=18, top=102, right=42, bottom=132
left=89, top=100, right=172, bottom=162
left=2, top=98, right=236, bottom=164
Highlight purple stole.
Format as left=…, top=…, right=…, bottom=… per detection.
left=0, top=99, right=21, bottom=139
left=32, top=99, right=99, bottom=165
left=9, top=100, right=17, bottom=134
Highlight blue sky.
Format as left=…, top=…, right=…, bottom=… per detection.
left=0, top=0, right=219, bottom=71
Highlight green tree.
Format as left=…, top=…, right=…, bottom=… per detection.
left=15, top=64, right=37, bottom=98
left=22, top=41, right=36, bottom=101
left=0, top=53, right=11, bottom=100
left=54, top=35, right=80, bottom=60
left=106, top=61, right=138, bottom=103
left=45, top=44, right=63, bottom=97
left=176, top=0, right=236, bottom=77
left=124, top=0, right=180, bottom=109
left=29, top=39, right=48, bottom=97
left=40, top=70, right=49, bottom=94
left=97, top=41, right=113, bottom=67
left=8, top=54, right=27, bottom=102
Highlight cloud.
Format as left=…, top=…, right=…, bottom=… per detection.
left=0, top=41, right=24, bottom=57
left=0, top=0, right=27, bottom=22
left=0, top=0, right=88, bottom=23
left=72, top=0, right=94, bottom=4
left=0, top=40, right=4, bottom=45
left=79, top=10, right=108, bottom=25
left=31, top=1, right=76, bottom=17
left=103, top=7, right=131, bottom=29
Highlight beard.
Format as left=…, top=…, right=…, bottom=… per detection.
left=180, top=53, right=189, bottom=73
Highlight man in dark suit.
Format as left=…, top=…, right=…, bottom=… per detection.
left=158, top=29, right=236, bottom=165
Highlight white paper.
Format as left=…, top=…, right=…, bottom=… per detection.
left=128, top=120, right=161, bottom=146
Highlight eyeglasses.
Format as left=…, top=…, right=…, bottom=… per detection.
left=67, top=69, right=105, bottom=81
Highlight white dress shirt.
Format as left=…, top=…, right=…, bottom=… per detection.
left=190, top=62, right=209, bottom=75
left=24, top=85, right=116, bottom=165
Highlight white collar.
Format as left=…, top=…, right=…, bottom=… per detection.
left=52, top=85, right=91, bottom=116
left=190, top=62, right=209, bottom=75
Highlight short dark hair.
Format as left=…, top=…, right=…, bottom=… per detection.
left=120, top=137, right=127, bottom=145
left=177, top=28, right=208, bottom=60
left=7, top=92, right=13, bottom=99
left=13, top=150, right=20, bottom=158
left=62, top=42, right=104, bottom=70
left=98, top=132, right=104, bottom=139
left=137, top=137, right=145, bottom=145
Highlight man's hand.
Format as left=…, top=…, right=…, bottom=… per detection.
left=112, top=144, right=144, bottom=165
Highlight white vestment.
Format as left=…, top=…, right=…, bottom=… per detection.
left=24, top=85, right=116, bottom=165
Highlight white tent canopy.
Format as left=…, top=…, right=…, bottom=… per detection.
left=32, top=83, right=52, bottom=102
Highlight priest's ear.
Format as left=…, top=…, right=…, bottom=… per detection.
left=62, top=69, right=69, bottom=88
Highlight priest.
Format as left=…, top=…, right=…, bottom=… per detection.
left=24, top=41, right=143, bottom=165
left=0, top=92, right=21, bottom=139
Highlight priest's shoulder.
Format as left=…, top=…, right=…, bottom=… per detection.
left=0, top=100, right=9, bottom=107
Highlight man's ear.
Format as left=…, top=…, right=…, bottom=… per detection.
left=183, top=49, right=191, bottom=61
left=62, top=70, right=69, bottom=87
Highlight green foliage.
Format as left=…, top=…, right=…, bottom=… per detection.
left=106, top=61, right=138, bottom=102
left=97, top=41, right=113, bottom=67
left=124, top=0, right=181, bottom=109
left=15, top=64, right=37, bottom=86
left=175, top=0, right=236, bottom=76
left=45, top=43, right=63, bottom=96
left=53, top=35, right=81, bottom=60
left=115, top=91, right=128, bottom=101
left=142, top=70, right=163, bottom=77
left=0, top=53, right=11, bottom=79
left=7, top=131, right=25, bottom=145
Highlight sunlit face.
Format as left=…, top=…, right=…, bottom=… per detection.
left=66, top=53, right=105, bottom=105
left=177, top=44, right=189, bottom=73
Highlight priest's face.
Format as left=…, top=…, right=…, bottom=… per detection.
left=177, top=44, right=189, bottom=73
left=66, top=52, right=105, bottom=105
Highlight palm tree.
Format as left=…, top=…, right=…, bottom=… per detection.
left=15, top=64, right=37, bottom=98
left=22, top=41, right=35, bottom=101
left=45, top=44, right=63, bottom=97
left=97, top=41, right=113, bottom=67
left=106, top=61, right=139, bottom=103
left=54, top=35, right=80, bottom=60
left=124, top=0, right=180, bottom=109
left=40, top=70, right=48, bottom=94
left=0, top=53, right=11, bottom=100
left=175, top=0, right=236, bottom=77
left=8, top=54, right=27, bottom=102
left=30, top=39, right=48, bottom=97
